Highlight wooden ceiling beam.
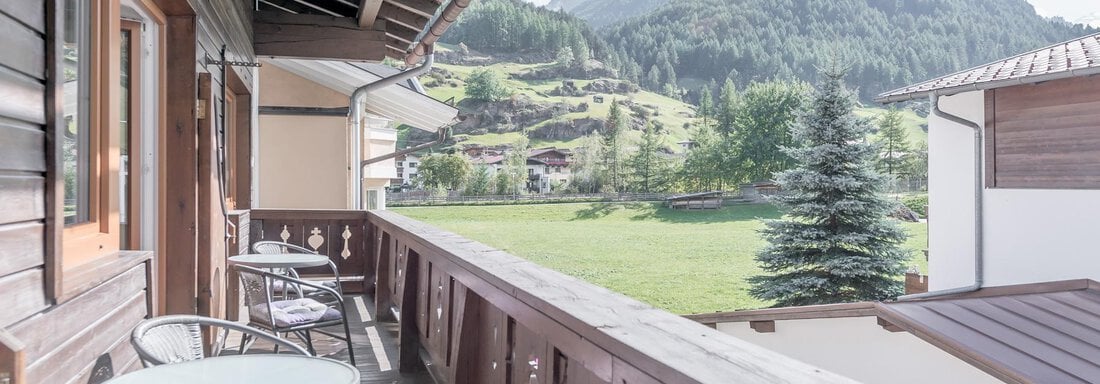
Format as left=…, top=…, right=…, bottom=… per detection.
left=378, top=2, right=429, bottom=32
left=357, top=0, right=384, bottom=29
left=254, top=12, right=388, bottom=62
left=385, top=23, right=419, bottom=45
left=384, top=0, right=439, bottom=18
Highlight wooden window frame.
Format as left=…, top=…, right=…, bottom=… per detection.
left=48, top=0, right=167, bottom=303
left=60, top=0, right=123, bottom=268
left=120, top=19, right=142, bottom=250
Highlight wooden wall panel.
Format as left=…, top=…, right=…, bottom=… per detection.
left=25, top=292, right=147, bottom=384
left=0, top=11, right=45, bottom=79
left=0, top=269, right=47, bottom=329
left=0, top=176, right=45, bottom=225
left=10, top=264, right=148, bottom=363
left=0, top=0, right=44, bottom=33
left=0, top=223, right=44, bottom=278
left=0, top=66, right=45, bottom=125
left=988, top=76, right=1100, bottom=189
left=0, top=119, right=45, bottom=172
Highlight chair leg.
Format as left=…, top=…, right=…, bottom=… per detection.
left=239, top=333, right=254, bottom=355
left=273, top=332, right=281, bottom=354
left=342, top=320, right=356, bottom=366
left=303, top=329, right=316, bottom=355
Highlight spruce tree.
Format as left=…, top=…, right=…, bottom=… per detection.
left=748, top=67, right=909, bottom=307
left=601, top=100, right=625, bottom=192
left=874, top=108, right=911, bottom=178
left=630, top=121, right=666, bottom=193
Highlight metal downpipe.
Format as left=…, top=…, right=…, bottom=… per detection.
left=899, top=93, right=984, bottom=300
left=350, top=51, right=435, bottom=209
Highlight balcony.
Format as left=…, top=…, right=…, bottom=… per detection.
left=234, top=209, right=853, bottom=383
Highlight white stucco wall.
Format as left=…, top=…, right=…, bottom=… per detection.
left=928, top=91, right=1100, bottom=290
left=927, top=91, right=982, bottom=290
left=717, top=317, right=998, bottom=384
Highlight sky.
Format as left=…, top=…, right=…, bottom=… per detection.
left=1026, top=0, right=1100, bottom=26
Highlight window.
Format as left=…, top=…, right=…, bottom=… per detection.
left=409, top=162, right=418, bottom=168
left=396, top=161, right=403, bottom=166
left=62, top=0, right=124, bottom=265
left=63, top=0, right=92, bottom=225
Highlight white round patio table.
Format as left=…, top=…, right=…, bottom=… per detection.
left=107, top=355, right=359, bottom=384
left=228, top=253, right=330, bottom=269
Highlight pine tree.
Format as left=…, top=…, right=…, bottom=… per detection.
left=601, top=100, right=625, bottom=192
left=748, top=67, right=909, bottom=307
left=697, top=86, right=714, bottom=128
left=630, top=121, right=666, bottom=193
left=875, top=108, right=910, bottom=178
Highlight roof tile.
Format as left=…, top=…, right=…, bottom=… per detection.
left=877, top=33, right=1100, bottom=102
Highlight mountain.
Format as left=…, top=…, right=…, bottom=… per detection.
left=601, top=0, right=1097, bottom=100
left=544, top=0, right=669, bottom=28
left=441, top=0, right=615, bottom=63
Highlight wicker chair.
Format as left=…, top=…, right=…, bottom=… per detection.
left=251, top=240, right=343, bottom=296
left=234, top=264, right=356, bottom=365
left=131, top=315, right=310, bottom=367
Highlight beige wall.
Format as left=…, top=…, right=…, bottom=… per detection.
left=257, top=114, right=350, bottom=209
left=256, top=62, right=353, bottom=209
left=717, top=317, right=998, bottom=384
left=259, top=63, right=348, bottom=107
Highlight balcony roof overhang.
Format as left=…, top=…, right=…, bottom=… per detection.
left=266, top=58, right=458, bottom=131
left=255, top=0, right=469, bottom=64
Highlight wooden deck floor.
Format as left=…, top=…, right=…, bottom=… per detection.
left=224, top=294, right=433, bottom=384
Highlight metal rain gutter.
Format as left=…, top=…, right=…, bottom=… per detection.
left=362, top=127, right=448, bottom=167
left=350, top=51, right=435, bottom=210
left=899, top=93, right=984, bottom=300
left=404, top=0, right=471, bottom=66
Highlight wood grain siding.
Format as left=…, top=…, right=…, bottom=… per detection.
left=0, top=269, right=48, bottom=329
left=0, top=66, right=45, bottom=125
left=986, top=76, right=1100, bottom=189
left=0, top=12, right=44, bottom=79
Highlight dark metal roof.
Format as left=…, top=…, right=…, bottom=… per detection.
left=876, top=33, right=1100, bottom=103
left=879, top=280, right=1100, bottom=384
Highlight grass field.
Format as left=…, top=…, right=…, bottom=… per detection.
left=393, top=202, right=928, bottom=314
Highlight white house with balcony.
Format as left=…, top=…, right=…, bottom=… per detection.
left=689, top=33, right=1100, bottom=384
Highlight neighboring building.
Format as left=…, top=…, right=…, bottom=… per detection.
left=395, top=153, right=421, bottom=187
left=470, top=147, right=573, bottom=193
left=678, top=140, right=697, bottom=151
left=257, top=59, right=457, bottom=211
left=690, top=32, right=1100, bottom=384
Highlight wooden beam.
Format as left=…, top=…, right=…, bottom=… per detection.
left=378, top=2, right=428, bottom=32
left=385, top=23, right=418, bottom=45
left=254, top=12, right=389, bottom=61
left=749, top=320, right=775, bottom=333
left=385, top=0, right=438, bottom=18
left=877, top=317, right=905, bottom=333
left=358, top=0, right=384, bottom=29
left=163, top=15, right=199, bottom=315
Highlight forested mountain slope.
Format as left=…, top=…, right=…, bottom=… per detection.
left=602, top=0, right=1096, bottom=100
left=545, top=0, right=669, bottom=28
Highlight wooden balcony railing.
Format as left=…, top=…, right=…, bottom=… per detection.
left=367, top=210, right=853, bottom=383
left=245, top=209, right=372, bottom=293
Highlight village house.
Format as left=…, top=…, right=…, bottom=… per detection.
left=688, top=32, right=1100, bottom=384
left=471, top=147, right=572, bottom=193
left=0, top=1, right=849, bottom=383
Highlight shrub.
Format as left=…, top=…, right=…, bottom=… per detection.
left=900, top=194, right=928, bottom=217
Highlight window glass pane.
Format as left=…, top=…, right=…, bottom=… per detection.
left=120, top=28, right=132, bottom=247
left=63, top=0, right=90, bottom=225
left=367, top=190, right=379, bottom=210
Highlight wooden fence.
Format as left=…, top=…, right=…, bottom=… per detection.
left=388, top=192, right=676, bottom=206
left=367, top=209, right=853, bottom=383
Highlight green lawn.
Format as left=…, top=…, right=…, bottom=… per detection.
left=393, top=202, right=928, bottom=314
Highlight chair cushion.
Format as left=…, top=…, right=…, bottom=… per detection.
left=250, top=298, right=342, bottom=328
